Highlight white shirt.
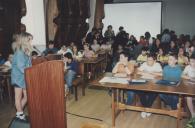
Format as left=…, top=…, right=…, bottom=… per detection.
left=57, top=48, right=73, bottom=55
left=139, top=62, right=162, bottom=73
left=183, top=65, right=195, bottom=78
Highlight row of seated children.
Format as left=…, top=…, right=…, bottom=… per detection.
left=112, top=51, right=195, bottom=118
left=41, top=40, right=111, bottom=59
left=136, top=46, right=193, bottom=68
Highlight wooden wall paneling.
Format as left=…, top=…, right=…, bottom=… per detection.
left=53, top=0, right=90, bottom=48
left=94, top=0, right=105, bottom=29
left=0, top=0, right=24, bottom=57
left=25, top=61, right=67, bottom=128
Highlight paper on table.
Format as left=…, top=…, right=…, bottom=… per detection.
left=99, top=77, right=129, bottom=84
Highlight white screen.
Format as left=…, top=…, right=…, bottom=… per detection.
left=103, top=2, right=162, bottom=39
left=21, top=0, right=46, bottom=46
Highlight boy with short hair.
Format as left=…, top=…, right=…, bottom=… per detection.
left=63, top=53, right=77, bottom=94
left=137, top=53, right=162, bottom=118
left=159, top=54, right=182, bottom=109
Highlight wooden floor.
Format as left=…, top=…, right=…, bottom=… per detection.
left=0, top=87, right=188, bottom=128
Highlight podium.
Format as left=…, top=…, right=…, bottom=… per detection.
left=25, top=60, right=67, bottom=128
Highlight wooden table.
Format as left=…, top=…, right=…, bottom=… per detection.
left=90, top=73, right=195, bottom=128
left=78, top=56, right=107, bottom=79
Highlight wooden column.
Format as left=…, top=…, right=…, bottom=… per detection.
left=53, top=0, right=90, bottom=48
left=46, top=0, right=58, bottom=43
left=94, top=0, right=105, bottom=29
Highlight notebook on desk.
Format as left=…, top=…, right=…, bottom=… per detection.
left=99, top=77, right=129, bottom=84
left=156, top=80, right=181, bottom=86
left=128, top=79, right=147, bottom=85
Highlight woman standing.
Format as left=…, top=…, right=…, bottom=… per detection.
left=11, top=32, right=33, bottom=121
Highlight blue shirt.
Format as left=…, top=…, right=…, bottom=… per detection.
left=163, top=65, right=182, bottom=82
left=11, top=50, right=31, bottom=88
left=42, top=48, right=58, bottom=56
left=67, top=61, right=77, bottom=73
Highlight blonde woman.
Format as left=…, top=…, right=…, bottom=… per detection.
left=11, top=32, right=33, bottom=121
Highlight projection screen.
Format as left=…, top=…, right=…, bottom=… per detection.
left=103, top=2, right=162, bottom=39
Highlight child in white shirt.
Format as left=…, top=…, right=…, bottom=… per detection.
left=183, top=55, right=195, bottom=117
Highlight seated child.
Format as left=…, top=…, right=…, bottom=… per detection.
left=4, top=54, right=13, bottom=68
left=157, top=48, right=168, bottom=67
left=136, top=47, right=148, bottom=64
left=57, top=45, right=73, bottom=55
left=83, top=43, right=95, bottom=58
left=42, top=41, right=58, bottom=56
left=182, top=55, right=195, bottom=117
left=177, top=47, right=189, bottom=67
left=159, top=54, right=182, bottom=110
left=91, top=39, right=100, bottom=52
left=63, top=53, right=77, bottom=93
left=31, top=51, right=38, bottom=60
left=137, top=53, right=162, bottom=118
left=112, top=52, right=134, bottom=105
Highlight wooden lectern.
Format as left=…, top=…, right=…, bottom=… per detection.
left=25, top=60, right=67, bottom=128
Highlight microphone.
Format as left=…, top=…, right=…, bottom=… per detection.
left=33, top=45, right=42, bottom=55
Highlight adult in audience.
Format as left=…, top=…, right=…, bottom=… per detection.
left=11, top=32, right=33, bottom=121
